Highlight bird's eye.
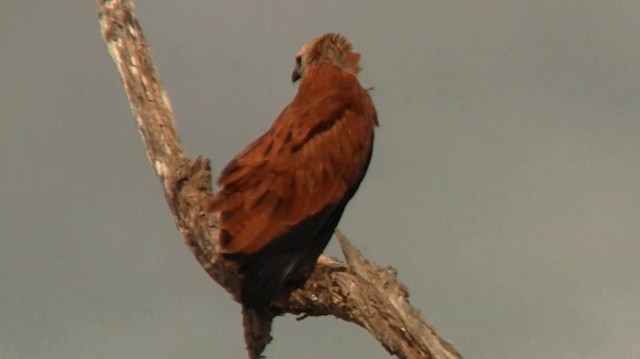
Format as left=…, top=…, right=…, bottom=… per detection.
left=295, top=56, right=302, bottom=66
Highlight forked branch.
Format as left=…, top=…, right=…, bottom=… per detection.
left=93, top=1, right=461, bottom=358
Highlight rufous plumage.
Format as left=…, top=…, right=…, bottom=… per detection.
left=207, top=33, right=378, bottom=308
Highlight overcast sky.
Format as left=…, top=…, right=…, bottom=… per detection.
left=2, top=1, right=639, bottom=358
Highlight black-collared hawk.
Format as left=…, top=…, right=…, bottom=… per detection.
left=207, top=33, right=378, bottom=309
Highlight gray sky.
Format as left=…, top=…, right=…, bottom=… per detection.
left=2, top=1, right=639, bottom=358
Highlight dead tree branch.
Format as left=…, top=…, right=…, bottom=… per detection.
left=93, top=1, right=462, bottom=358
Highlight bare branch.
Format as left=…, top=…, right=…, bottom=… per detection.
left=94, top=1, right=462, bottom=357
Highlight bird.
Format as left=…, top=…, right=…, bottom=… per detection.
left=207, top=33, right=378, bottom=309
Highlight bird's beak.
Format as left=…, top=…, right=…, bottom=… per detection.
left=292, top=58, right=303, bottom=83
left=291, top=68, right=301, bottom=83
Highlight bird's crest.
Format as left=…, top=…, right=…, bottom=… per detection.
left=295, top=33, right=362, bottom=80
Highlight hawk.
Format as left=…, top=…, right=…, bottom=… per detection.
left=208, top=33, right=378, bottom=308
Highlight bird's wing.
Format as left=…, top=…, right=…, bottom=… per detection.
left=208, top=73, right=376, bottom=256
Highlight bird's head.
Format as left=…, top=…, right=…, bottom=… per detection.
left=291, top=33, right=362, bottom=83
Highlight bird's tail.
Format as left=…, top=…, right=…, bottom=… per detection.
left=240, top=252, right=314, bottom=309
left=237, top=202, right=345, bottom=309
